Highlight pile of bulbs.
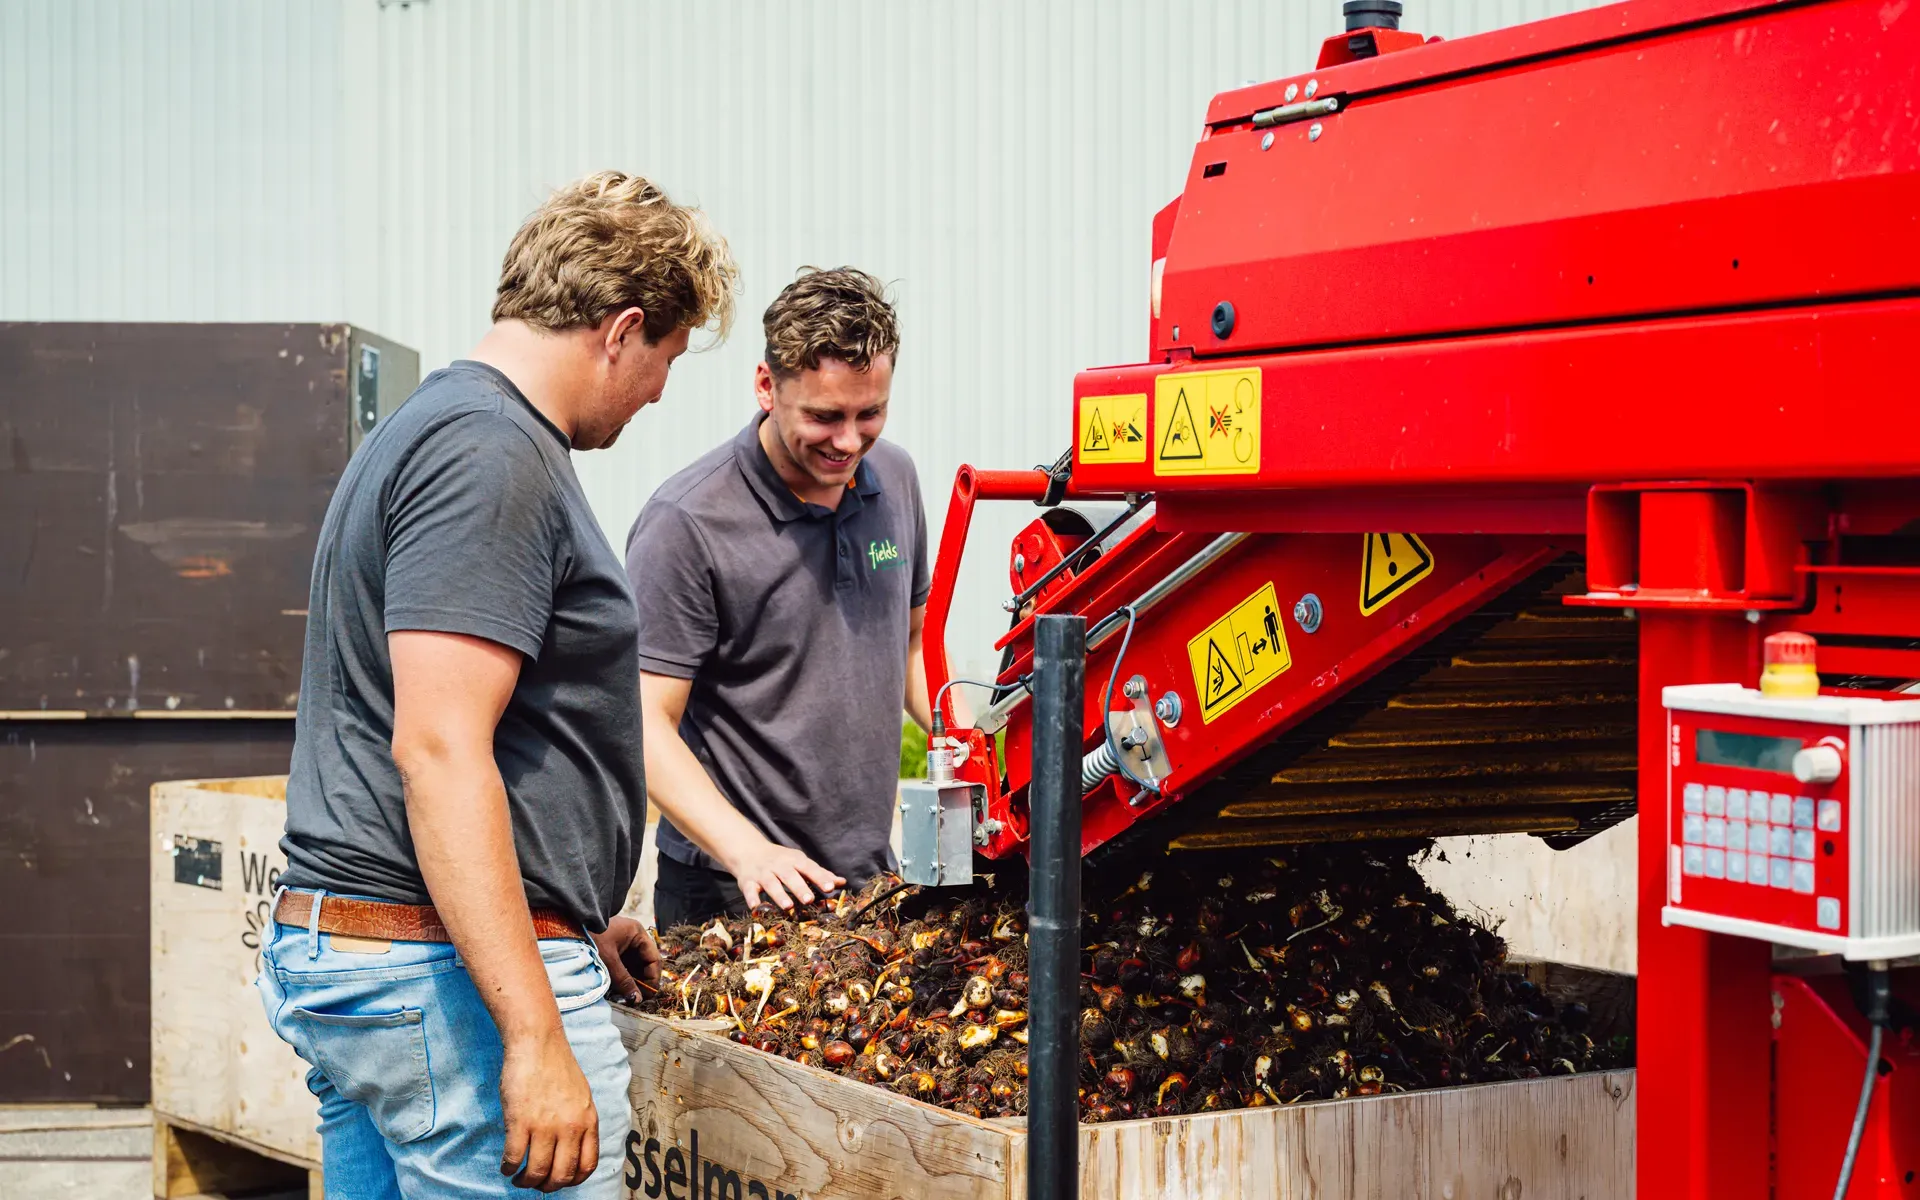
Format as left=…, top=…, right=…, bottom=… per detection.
left=641, top=846, right=1630, bottom=1121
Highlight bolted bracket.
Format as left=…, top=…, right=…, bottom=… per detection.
left=898, top=780, right=983, bottom=887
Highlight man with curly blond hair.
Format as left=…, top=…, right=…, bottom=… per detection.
left=626, top=267, right=935, bottom=929
left=263, top=171, right=737, bottom=1197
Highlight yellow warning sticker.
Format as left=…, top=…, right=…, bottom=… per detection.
left=1186, top=581, right=1292, bottom=724
left=1359, top=533, right=1435, bottom=616
left=1077, top=394, right=1148, bottom=465
left=1153, top=368, right=1261, bottom=476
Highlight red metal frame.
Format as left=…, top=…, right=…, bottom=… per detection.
left=1774, top=973, right=1920, bottom=1198
left=920, top=3, right=1920, bottom=1195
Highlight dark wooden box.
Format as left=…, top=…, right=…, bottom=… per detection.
left=0, top=322, right=417, bottom=714
left=0, top=323, right=416, bottom=1102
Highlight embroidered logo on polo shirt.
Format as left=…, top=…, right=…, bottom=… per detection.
left=867, top=539, right=902, bottom=570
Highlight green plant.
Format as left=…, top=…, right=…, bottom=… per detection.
left=900, top=719, right=928, bottom=779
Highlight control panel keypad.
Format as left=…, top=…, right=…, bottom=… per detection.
left=1681, top=788, right=1828, bottom=897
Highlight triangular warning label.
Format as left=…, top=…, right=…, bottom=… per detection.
left=1360, top=533, right=1436, bottom=615
left=1158, top=388, right=1204, bottom=461
left=1202, top=638, right=1243, bottom=710
left=1083, top=409, right=1109, bottom=453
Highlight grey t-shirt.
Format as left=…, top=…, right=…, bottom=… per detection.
left=279, top=361, right=645, bottom=932
left=626, top=415, right=929, bottom=887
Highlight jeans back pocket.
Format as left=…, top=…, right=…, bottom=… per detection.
left=290, top=1006, right=436, bottom=1144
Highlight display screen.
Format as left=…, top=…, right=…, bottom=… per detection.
left=1695, top=729, right=1801, bottom=774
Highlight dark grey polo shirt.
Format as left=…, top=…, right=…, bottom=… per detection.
left=279, top=361, right=646, bottom=932
left=626, top=414, right=929, bottom=887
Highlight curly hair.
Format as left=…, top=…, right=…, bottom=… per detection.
left=762, top=267, right=900, bottom=380
left=492, top=171, right=738, bottom=343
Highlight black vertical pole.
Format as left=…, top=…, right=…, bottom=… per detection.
left=1027, top=614, right=1085, bottom=1200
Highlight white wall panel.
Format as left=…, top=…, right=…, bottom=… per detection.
left=4, top=0, right=1608, bottom=673
left=0, top=0, right=346, bottom=321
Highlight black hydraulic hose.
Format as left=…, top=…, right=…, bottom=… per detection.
left=1027, top=614, right=1086, bottom=1200
left=1834, top=960, right=1892, bottom=1200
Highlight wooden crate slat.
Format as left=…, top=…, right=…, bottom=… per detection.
left=622, top=1010, right=1015, bottom=1200
left=616, top=1008, right=1634, bottom=1200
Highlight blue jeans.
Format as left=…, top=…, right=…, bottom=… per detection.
left=256, top=896, right=631, bottom=1198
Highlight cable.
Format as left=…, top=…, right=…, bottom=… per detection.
left=932, top=677, right=1004, bottom=735
left=1834, top=960, right=1891, bottom=1200
left=1100, top=605, right=1159, bottom=795
left=1834, top=1023, right=1883, bottom=1200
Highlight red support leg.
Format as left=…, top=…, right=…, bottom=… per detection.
left=1636, top=492, right=1773, bottom=1199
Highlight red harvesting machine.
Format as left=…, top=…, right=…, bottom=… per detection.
left=906, top=1, right=1920, bottom=1195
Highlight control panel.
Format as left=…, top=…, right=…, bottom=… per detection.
left=1663, top=684, right=1920, bottom=959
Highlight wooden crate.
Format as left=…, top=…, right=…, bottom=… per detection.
left=615, top=1006, right=1634, bottom=1200
left=150, top=775, right=321, bottom=1196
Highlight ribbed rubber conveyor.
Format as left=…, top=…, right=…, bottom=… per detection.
left=1126, top=561, right=1640, bottom=860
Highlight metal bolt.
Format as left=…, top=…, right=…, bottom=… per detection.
left=1293, top=592, right=1324, bottom=634
left=1261, top=132, right=1274, bottom=151
left=1122, top=727, right=1150, bottom=749
left=1284, top=83, right=1299, bottom=102
left=1308, top=123, right=1323, bottom=142
left=1304, top=79, right=1318, bottom=98
left=1123, top=675, right=1148, bottom=700
left=1155, top=692, right=1183, bottom=727
left=1746, top=609, right=1762, bottom=624
left=1013, top=552, right=1027, bottom=573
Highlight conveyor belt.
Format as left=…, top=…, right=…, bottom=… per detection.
left=1111, top=560, right=1639, bottom=861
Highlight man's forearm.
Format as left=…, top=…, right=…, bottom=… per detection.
left=400, top=738, right=562, bottom=1043
left=640, top=715, right=767, bottom=871
left=905, top=612, right=933, bottom=732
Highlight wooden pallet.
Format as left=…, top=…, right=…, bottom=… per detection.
left=152, top=1111, right=319, bottom=1200
left=615, top=1005, right=1635, bottom=1200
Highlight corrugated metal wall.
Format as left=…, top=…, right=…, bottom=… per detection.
left=2, top=0, right=1606, bottom=673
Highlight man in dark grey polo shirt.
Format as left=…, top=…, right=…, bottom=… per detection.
left=627, top=267, right=931, bottom=927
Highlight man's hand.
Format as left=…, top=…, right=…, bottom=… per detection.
left=499, top=1025, right=599, bottom=1192
left=640, top=671, right=847, bottom=913
left=721, top=836, right=844, bottom=912
left=591, top=916, right=662, bottom=1004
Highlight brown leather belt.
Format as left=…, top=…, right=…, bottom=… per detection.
left=274, top=891, right=586, bottom=944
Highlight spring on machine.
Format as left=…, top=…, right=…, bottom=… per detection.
left=1081, top=741, right=1121, bottom=792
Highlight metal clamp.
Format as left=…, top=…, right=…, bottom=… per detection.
left=1080, top=674, right=1173, bottom=793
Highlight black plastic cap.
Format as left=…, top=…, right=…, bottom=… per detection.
left=1344, top=0, right=1402, bottom=31
left=1211, top=301, right=1236, bottom=339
